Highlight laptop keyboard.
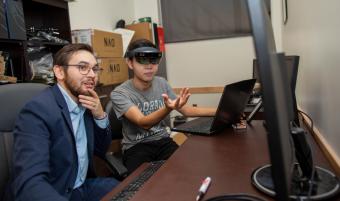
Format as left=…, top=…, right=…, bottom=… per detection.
left=111, top=160, right=165, bottom=201
left=174, top=117, right=214, bottom=134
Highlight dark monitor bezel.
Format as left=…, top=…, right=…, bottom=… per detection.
left=253, top=55, right=300, bottom=92
left=252, top=55, right=300, bottom=126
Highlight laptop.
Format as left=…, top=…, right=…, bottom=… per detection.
left=171, top=79, right=256, bottom=135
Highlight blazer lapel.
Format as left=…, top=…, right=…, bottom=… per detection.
left=51, top=85, right=74, bottom=134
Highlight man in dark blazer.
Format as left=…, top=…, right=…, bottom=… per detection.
left=10, top=44, right=118, bottom=201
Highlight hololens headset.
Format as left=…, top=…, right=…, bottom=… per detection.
left=125, top=46, right=162, bottom=65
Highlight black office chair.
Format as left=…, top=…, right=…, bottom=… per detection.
left=104, top=101, right=128, bottom=180
left=0, top=83, right=128, bottom=201
left=0, top=83, right=49, bottom=201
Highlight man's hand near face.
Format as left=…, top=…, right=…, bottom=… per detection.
left=78, top=89, right=106, bottom=119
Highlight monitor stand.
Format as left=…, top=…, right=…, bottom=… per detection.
left=251, top=163, right=340, bottom=200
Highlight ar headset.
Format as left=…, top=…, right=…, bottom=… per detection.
left=125, top=46, right=162, bottom=65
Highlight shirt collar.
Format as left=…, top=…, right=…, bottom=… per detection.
left=57, top=84, right=84, bottom=114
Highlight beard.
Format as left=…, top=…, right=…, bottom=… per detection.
left=64, top=72, right=94, bottom=98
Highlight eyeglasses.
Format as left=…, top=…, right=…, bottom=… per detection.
left=135, top=56, right=162, bottom=65
left=63, top=64, right=103, bottom=75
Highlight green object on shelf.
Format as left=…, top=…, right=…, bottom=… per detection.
left=138, top=17, right=152, bottom=23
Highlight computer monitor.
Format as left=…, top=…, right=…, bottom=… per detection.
left=253, top=56, right=299, bottom=90
left=248, top=56, right=300, bottom=126
left=246, top=0, right=339, bottom=200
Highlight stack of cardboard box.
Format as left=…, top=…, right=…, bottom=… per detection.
left=126, top=22, right=154, bottom=44
left=71, top=29, right=128, bottom=86
left=0, top=54, right=17, bottom=83
left=125, top=22, right=165, bottom=52
left=0, top=55, right=4, bottom=75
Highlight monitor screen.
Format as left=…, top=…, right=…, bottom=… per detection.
left=253, top=56, right=299, bottom=92
left=253, top=55, right=300, bottom=125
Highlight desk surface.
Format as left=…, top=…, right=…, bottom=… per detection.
left=102, top=120, right=339, bottom=201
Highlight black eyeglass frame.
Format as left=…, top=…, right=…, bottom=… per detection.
left=63, top=64, right=103, bottom=75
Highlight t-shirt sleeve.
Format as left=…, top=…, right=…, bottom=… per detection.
left=110, top=90, right=135, bottom=119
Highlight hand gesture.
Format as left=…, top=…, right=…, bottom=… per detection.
left=162, top=88, right=190, bottom=110
left=78, top=89, right=105, bottom=119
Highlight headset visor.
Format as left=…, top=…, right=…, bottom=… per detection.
left=125, top=47, right=162, bottom=65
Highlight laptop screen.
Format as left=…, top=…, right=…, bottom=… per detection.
left=211, top=79, right=256, bottom=130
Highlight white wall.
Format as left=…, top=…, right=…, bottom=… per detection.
left=271, top=0, right=283, bottom=51
left=166, top=37, right=255, bottom=107
left=133, top=0, right=160, bottom=24
left=283, top=0, right=340, bottom=158
left=68, top=0, right=135, bottom=31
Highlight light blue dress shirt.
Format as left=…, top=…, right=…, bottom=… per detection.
left=57, top=84, right=109, bottom=189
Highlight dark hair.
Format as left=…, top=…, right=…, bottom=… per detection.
left=54, top=43, right=94, bottom=66
left=126, top=39, right=156, bottom=60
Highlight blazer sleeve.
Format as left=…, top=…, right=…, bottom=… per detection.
left=13, top=101, right=68, bottom=201
left=92, top=118, right=112, bottom=159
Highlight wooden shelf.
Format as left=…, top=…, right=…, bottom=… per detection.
left=0, top=0, right=71, bottom=82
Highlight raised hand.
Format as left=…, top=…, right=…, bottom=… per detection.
left=78, top=89, right=105, bottom=119
left=162, top=88, right=191, bottom=110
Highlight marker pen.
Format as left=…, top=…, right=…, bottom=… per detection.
left=196, top=176, right=212, bottom=201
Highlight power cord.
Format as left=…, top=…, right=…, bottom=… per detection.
left=205, top=193, right=267, bottom=201
left=296, top=109, right=318, bottom=200
left=298, top=110, right=313, bottom=131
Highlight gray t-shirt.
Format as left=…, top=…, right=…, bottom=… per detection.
left=110, top=76, right=177, bottom=151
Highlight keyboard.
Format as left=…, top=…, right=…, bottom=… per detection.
left=111, top=160, right=165, bottom=201
left=180, top=117, right=214, bottom=133
left=172, top=117, right=215, bottom=135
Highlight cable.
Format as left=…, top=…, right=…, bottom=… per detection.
left=295, top=110, right=318, bottom=200
left=205, top=194, right=267, bottom=201
left=297, top=110, right=313, bottom=132
left=305, top=134, right=318, bottom=200
left=306, top=167, right=317, bottom=200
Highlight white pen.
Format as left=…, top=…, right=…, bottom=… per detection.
left=196, top=177, right=212, bottom=201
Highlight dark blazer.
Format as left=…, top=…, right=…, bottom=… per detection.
left=11, top=85, right=111, bottom=201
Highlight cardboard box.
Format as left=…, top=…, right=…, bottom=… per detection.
left=0, top=56, right=5, bottom=75
left=126, top=22, right=153, bottom=43
left=97, top=57, right=128, bottom=86
left=72, top=29, right=123, bottom=57
left=0, top=64, right=4, bottom=75
left=0, top=75, right=17, bottom=83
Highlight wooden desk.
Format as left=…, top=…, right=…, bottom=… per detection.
left=102, top=120, right=339, bottom=201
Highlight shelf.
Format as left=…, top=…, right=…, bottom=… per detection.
left=1, top=0, right=71, bottom=82
left=23, top=0, right=71, bottom=42
left=26, top=40, right=69, bottom=47
left=0, top=39, right=25, bottom=46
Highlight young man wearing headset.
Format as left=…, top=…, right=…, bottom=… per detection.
left=110, top=39, right=216, bottom=174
